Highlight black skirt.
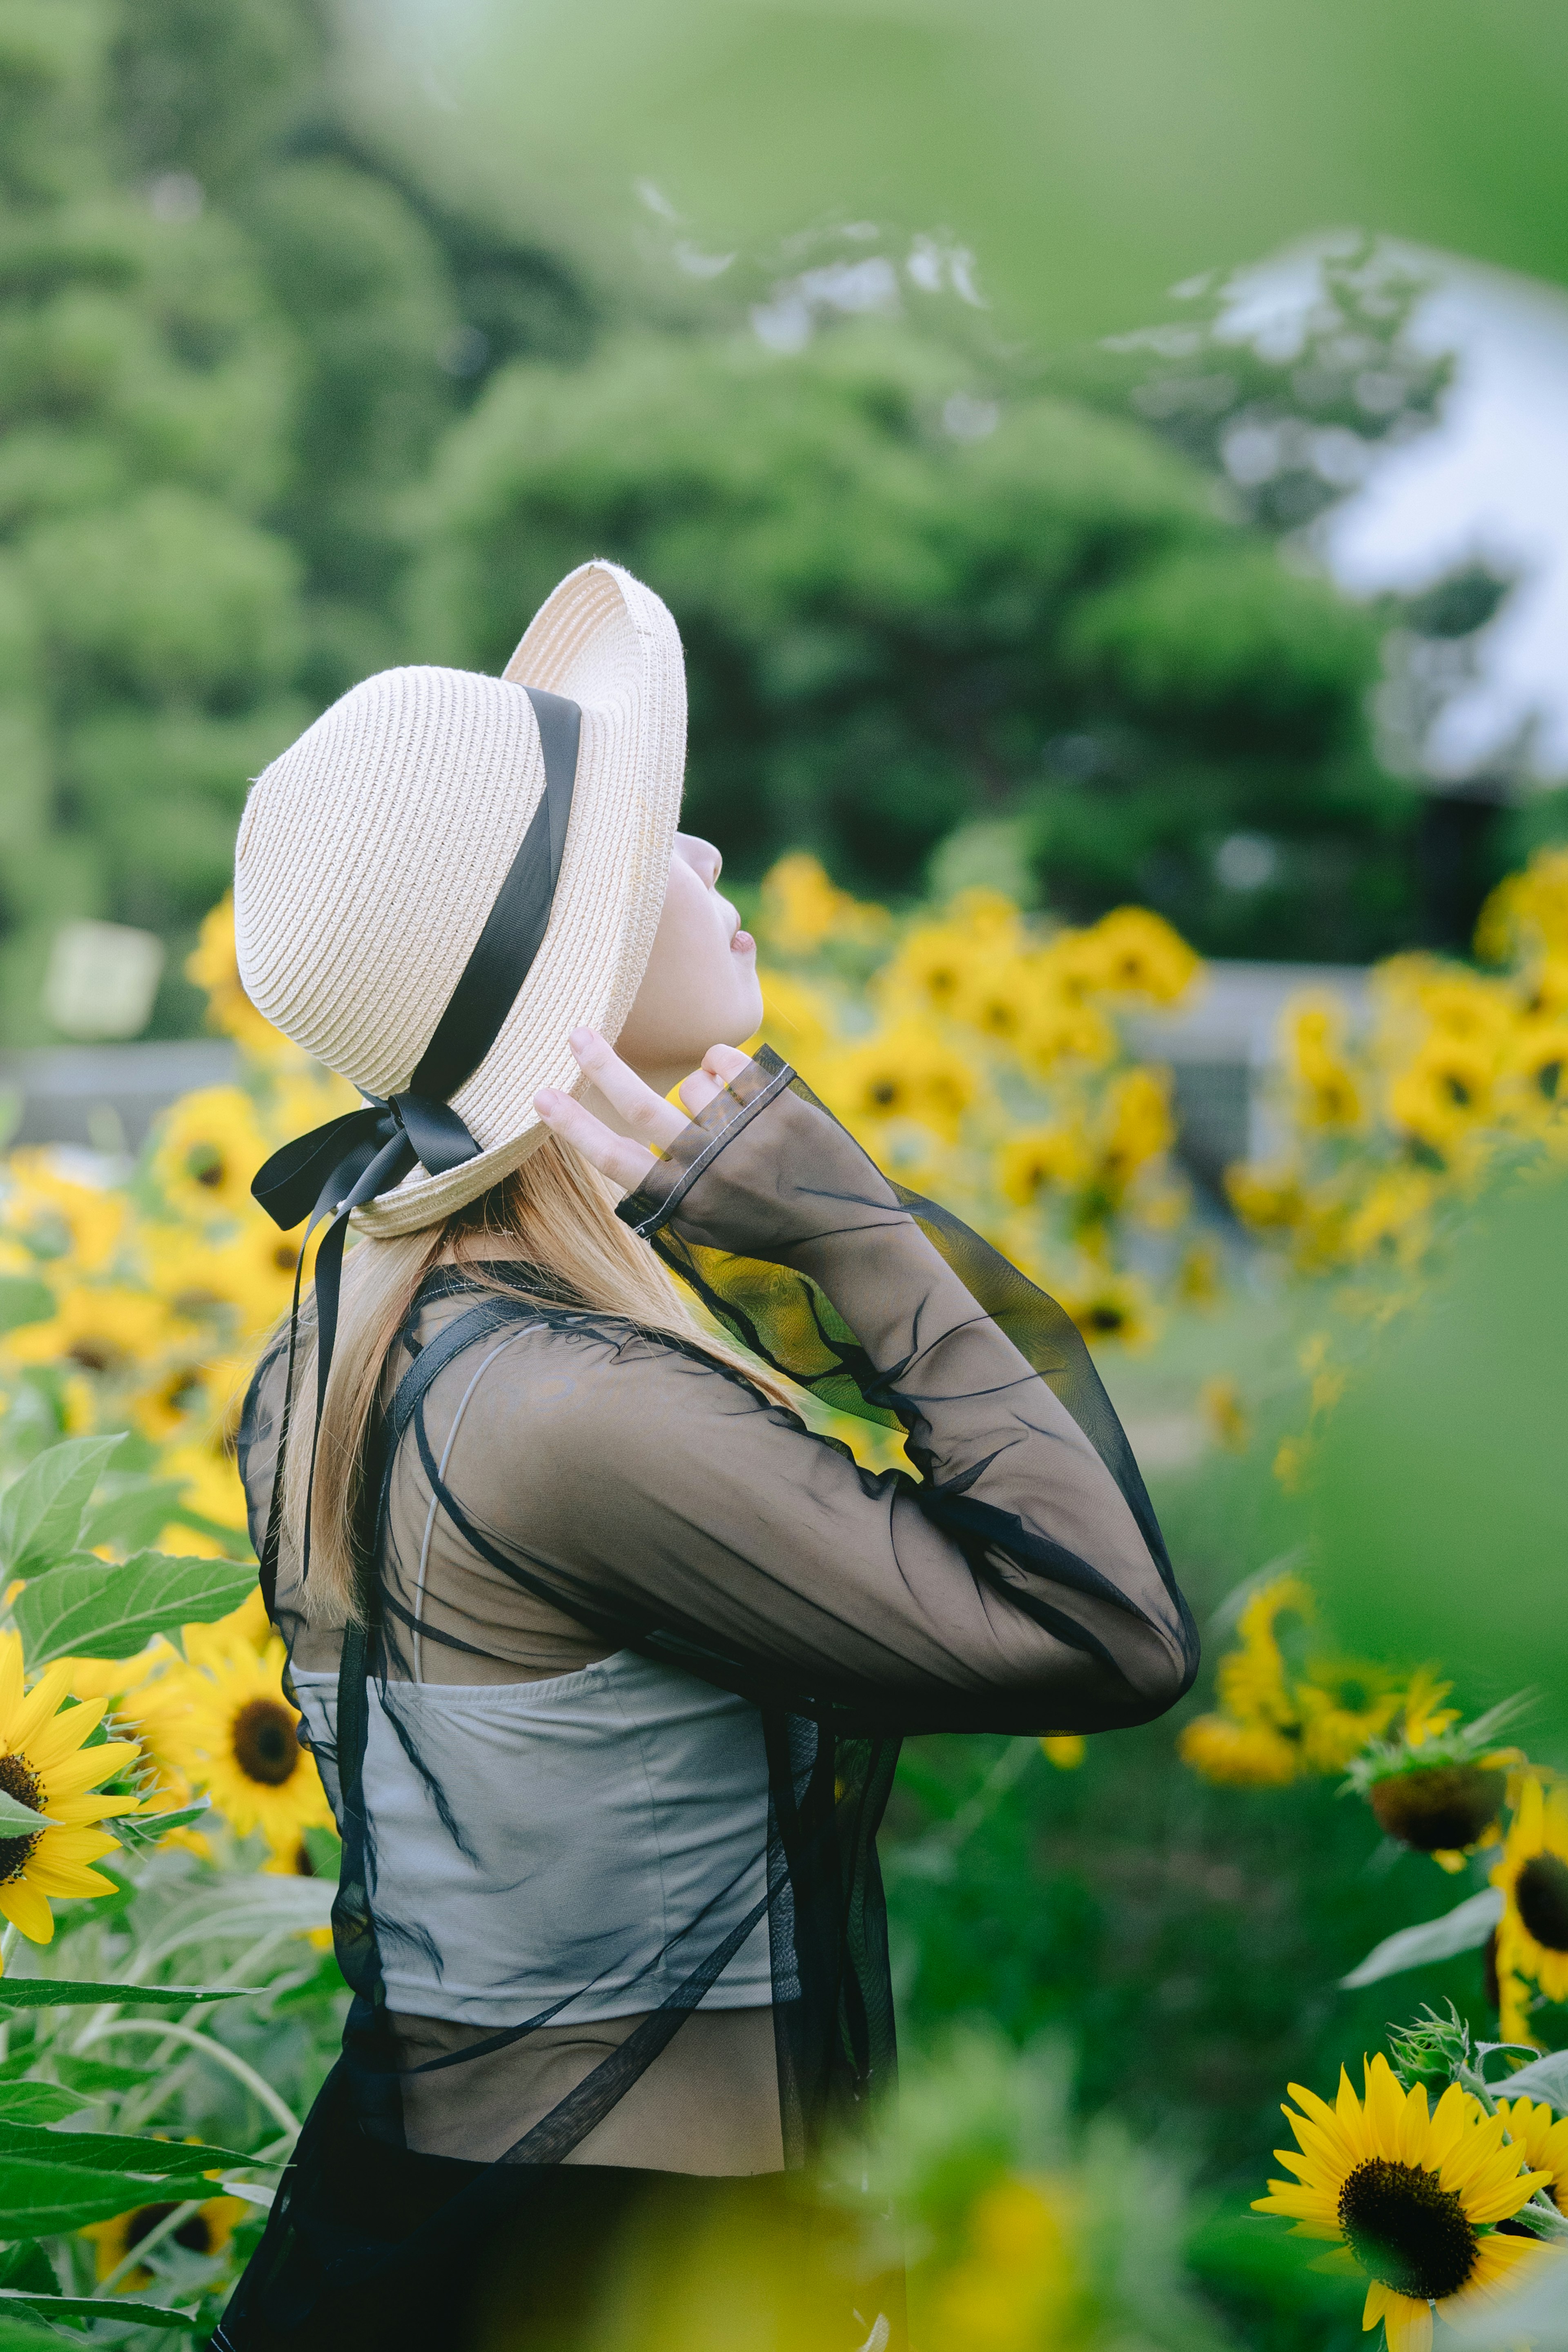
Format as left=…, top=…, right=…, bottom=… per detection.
left=213, top=2065, right=902, bottom=2352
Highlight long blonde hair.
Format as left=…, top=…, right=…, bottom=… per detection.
left=280, top=1134, right=782, bottom=1622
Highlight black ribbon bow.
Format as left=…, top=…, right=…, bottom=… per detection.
left=250, top=682, right=581, bottom=1595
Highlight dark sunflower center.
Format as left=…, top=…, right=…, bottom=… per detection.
left=1339, top=2157, right=1478, bottom=2302
left=869, top=1080, right=898, bottom=1107
left=0, top=1751, right=45, bottom=1882
left=68, top=1339, right=119, bottom=1374
left=1516, top=1853, right=1568, bottom=1953
left=1368, top=1764, right=1506, bottom=1854
left=230, top=1698, right=299, bottom=1788
left=124, top=2201, right=213, bottom=2256
left=186, top=1145, right=227, bottom=1189
left=1085, top=1304, right=1125, bottom=1333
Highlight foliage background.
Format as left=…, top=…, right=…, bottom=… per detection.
left=0, top=2, right=1564, bottom=2346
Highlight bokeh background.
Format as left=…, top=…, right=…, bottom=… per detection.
left=0, top=4, right=1567, bottom=2345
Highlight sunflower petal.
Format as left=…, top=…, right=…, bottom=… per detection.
left=1383, top=2296, right=1433, bottom=2352
left=0, top=1877, right=53, bottom=1942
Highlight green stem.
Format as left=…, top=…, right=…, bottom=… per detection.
left=74, top=2018, right=299, bottom=2139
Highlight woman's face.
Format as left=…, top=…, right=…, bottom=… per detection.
left=613, top=834, right=762, bottom=1094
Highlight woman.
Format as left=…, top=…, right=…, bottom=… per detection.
left=217, top=560, right=1197, bottom=2352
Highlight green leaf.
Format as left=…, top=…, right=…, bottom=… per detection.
left=0, top=2250, right=55, bottom=2299
left=81, top=1481, right=190, bottom=1558
left=0, top=2119, right=256, bottom=2177
left=1492, top=2048, right=1568, bottom=2111
left=111, top=1800, right=210, bottom=1852
left=0, top=1788, right=53, bottom=1834
left=0, top=2159, right=197, bottom=2236
left=0, top=2289, right=196, bottom=2333
left=1339, top=1887, right=1503, bottom=1988
left=11, top=1552, right=258, bottom=1665
left=0, top=1279, right=53, bottom=1340
left=51, top=2055, right=156, bottom=2095
left=0, top=2080, right=91, bottom=2123
left=0, top=1980, right=262, bottom=2012
left=0, top=2309, right=82, bottom=2351
left=0, top=1436, right=125, bottom=1579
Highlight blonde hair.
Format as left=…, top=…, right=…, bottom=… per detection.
left=281, top=1134, right=785, bottom=1622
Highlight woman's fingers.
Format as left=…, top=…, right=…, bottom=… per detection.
left=566, top=1028, right=687, bottom=1151
left=675, top=1042, right=756, bottom=1115
left=534, top=1033, right=758, bottom=1199
left=532, top=1087, right=657, bottom=1196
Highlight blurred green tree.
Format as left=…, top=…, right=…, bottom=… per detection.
left=411, top=321, right=1417, bottom=956
left=0, top=0, right=591, bottom=1044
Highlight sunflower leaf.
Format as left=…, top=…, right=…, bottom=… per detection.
left=0, top=2118, right=256, bottom=2175
left=1491, top=2047, right=1568, bottom=2112
left=10, top=1551, right=258, bottom=1664
left=0, top=2288, right=197, bottom=2333
left=0, top=1979, right=262, bottom=2011
left=0, top=2080, right=92, bottom=2123
left=1338, top=1885, right=1503, bottom=1987
left=0, top=1435, right=125, bottom=1579
left=0, top=2159, right=215, bottom=2238
left=0, top=1788, right=54, bottom=1833
left=80, top=1479, right=192, bottom=1557
left=111, top=1799, right=211, bottom=1851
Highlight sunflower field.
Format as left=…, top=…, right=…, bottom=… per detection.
left=0, top=860, right=1564, bottom=2343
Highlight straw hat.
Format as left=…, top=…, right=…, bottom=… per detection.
left=234, top=559, right=686, bottom=1236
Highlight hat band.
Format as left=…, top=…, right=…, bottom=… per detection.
left=248, top=682, right=581, bottom=1599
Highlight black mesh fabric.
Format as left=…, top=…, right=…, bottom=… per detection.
left=216, top=1051, right=1196, bottom=2352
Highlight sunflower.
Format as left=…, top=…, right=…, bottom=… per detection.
left=66, top=1649, right=198, bottom=1815
left=185, top=893, right=294, bottom=1062
left=150, top=1088, right=270, bottom=1225
left=1290, top=1005, right=1364, bottom=1129
left=1506, top=1020, right=1568, bottom=1119
left=1388, top=1038, right=1496, bottom=1152
left=1492, top=1778, right=1568, bottom=2008
left=1092, top=1067, right=1174, bottom=1196
left=953, top=951, right=1037, bottom=1045
left=755, top=969, right=833, bottom=1062
left=1063, top=1272, right=1154, bottom=1349
left=1254, top=2052, right=1551, bottom=2352
left=1295, top=1660, right=1403, bottom=1775
left=1038, top=1735, right=1085, bottom=1771
left=1225, top=1162, right=1307, bottom=1236
left=144, top=1218, right=316, bottom=1337
left=0, top=1632, right=137, bottom=1948
left=1018, top=990, right=1116, bottom=1077
left=5, top=1285, right=182, bottom=1381
left=1083, top=906, right=1199, bottom=1004
left=1178, top=1713, right=1300, bottom=1787
left=998, top=1126, right=1089, bottom=1206
left=1493, top=2097, right=1568, bottom=2210
left=1200, top=1375, right=1250, bottom=1452
left=183, top=1623, right=330, bottom=1847
left=81, top=2192, right=249, bottom=2290
left=0, top=1150, right=126, bottom=1274
left=1343, top=1171, right=1436, bottom=1270
left=822, top=1025, right=975, bottom=1144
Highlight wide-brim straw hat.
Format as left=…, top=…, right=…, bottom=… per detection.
left=234, top=559, right=685, bottom=1236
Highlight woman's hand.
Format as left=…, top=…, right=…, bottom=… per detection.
left=534, top=1029, right=753, bottom=1197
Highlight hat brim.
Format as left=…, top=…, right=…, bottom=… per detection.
left=353, top=560, right=686, bottom=1237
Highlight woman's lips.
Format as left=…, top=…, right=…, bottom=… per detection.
left=731, top=928, right=755, bottom=955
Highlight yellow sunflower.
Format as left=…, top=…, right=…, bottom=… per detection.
left=150, top=1088, right=270, bottom=1225
left=185, top=893, right=294, bottom=1063
left=1295, top=1660, right=1403, bottom=1775
left=160, top=1435, right=250, bottom=1548
left=1492, top=1777, right=1568, bottom=2007
left=998, top=1126, right=1090, bottom=1206
left=1494, top=2097, right=1568, bottom=2210
left=143, top=1219, right=314, bottom=1337
left=1177, top=1713, right=1300, bottom=1787
left=0, top=1150, right=126, bottom=1274
left=1254, top=2052, right=1551, bottom=2352
left=1092, top=1067, right=1174, bottom=1196
left=66, top=1649, right=198, bottom=1815
left=183, top=1623, right=330, bottom=1847
left=82, top=2192, right=249, bottom=2290
left=0, top=1632, right=137, bottom=1949
left=1082, top=906, right=1199, bottom=1004
left=5, top=1285, right=182, bottom=1382
left=1388, top=1038, right=1496, bottom=1152
left=1062, top=1271, right=1155, bottom=1350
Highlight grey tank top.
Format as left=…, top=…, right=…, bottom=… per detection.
left=292, top=1650, right=774, bottom=2027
